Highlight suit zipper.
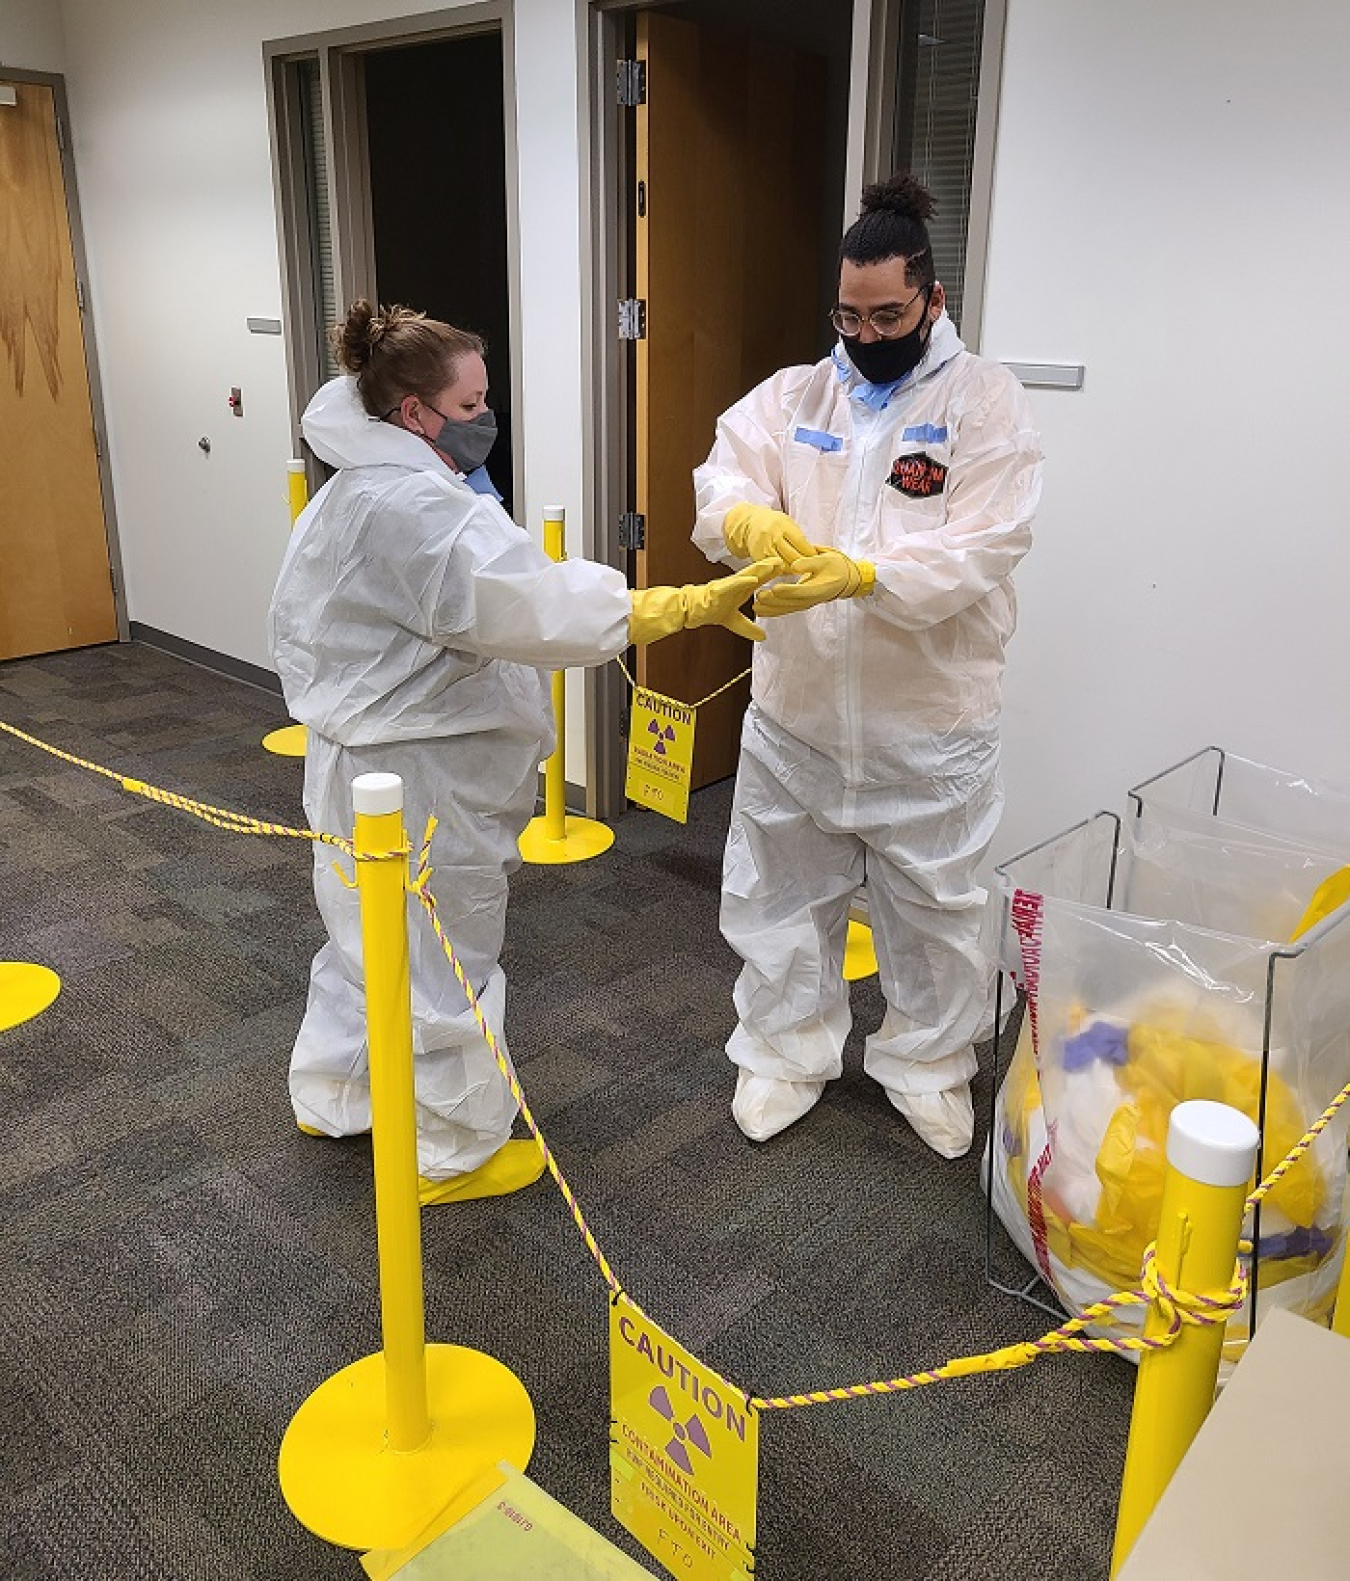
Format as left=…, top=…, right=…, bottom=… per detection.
left=842, top=407, right=876, bottom=787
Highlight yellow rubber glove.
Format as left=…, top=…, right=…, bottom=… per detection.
left=723, top=502, right=817, bottom=565
left=629, top=560, right=780, bottom=645
left=754, top=550, right=876, bottom=617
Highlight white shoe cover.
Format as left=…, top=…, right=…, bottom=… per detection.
left=732, top=1069, right=827, bottom=1142
left=887, top=1082, right=975, bottom=1159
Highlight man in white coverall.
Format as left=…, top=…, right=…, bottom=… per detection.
left=272, top=301, right=775, bottom=1203
left=693, top=174, right=1043, bottom=1157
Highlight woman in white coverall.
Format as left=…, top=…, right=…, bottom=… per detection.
left=693, top=174, right=1043, bottom=1158
left=271, top=301, right=776, bottom=1203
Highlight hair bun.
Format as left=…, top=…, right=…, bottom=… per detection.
left=333, top=300, right=426, bottom=377
left=859, top=173, right=936, bottom=224
left=334, top=299, right=377, bottom=375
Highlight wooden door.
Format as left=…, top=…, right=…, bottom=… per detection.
left=634, top=11, right=827, bottom=788
left=0, top=80, right=118, bottom=661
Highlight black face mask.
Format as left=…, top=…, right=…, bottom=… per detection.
left=843, top=293, right=934, bottom=384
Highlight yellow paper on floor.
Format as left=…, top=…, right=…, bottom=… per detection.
left=361, top=1461, right=656, bottom=1580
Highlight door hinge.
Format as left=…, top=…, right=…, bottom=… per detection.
left=618, top=298, right=646, bottom=340
left=56, top=117, right=66, bottom=151
left=76, top=279, right=86, bottom=312
left=92, top=426, right=102, bottom=459
left=618, top=512, right=646, bottom=550
left=616, top=60, right=646, bottom=107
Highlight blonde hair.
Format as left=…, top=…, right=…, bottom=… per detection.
left=332, top=300, right=485, bottom=416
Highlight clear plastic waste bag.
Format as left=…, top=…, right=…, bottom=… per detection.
left=1129, top=748, right=1350, bottom=857
left=985, top=808, right=1350, bottom=1366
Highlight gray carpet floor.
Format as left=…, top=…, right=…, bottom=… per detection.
left=0, top=641, right=1133, bottom=1580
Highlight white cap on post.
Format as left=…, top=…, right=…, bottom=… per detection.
left=287, top=458, right=306, bottom=473
left=352, top=772, right=403, bottom=816
left=543, top=506, right=566, bottom=522
left=1166, top=1100, right=1260, bottom=1188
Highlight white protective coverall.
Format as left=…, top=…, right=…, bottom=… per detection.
left=270, top=376, right=631, bottom=1178
left=693, top=315, right=1042, bottom=1152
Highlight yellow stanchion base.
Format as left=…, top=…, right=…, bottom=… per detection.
left=517, top=815, right=615, bottom=866
left=0, top=963, right=62, bottom=1032
left=279, top=1344, right=536, bottom=1553
left=843, top=919, right=878, bottom=982
left=263, top=723, right=308, bottom=758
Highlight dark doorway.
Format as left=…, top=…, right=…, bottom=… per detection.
left=363, top=34, right=515, bottom=514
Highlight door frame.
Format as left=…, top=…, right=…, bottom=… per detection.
left=578, top=2, right=638, bottom=820
left=580, top=0, right=873, bottom=817
left=862, top=0, right=1009, bottom=353
left=580, top=0, right=1009, bottom=814
left=264, top=4, right=524, bottom=513
left=2, top=66, right=129, bottom=643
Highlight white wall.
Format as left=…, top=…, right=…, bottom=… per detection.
left=1, top=0, right=67, bottom=73
left=983, top=0, right=1350, bottom=862
left=49, top=0, right=589, bottom=703
left=27, top=0, right=1350, bottom=825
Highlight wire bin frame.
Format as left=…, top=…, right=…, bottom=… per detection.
left=983, top=747, right=1350, bottom=1345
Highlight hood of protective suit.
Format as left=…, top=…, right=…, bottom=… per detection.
left=271, top=376, right=629, bottom=752
left=830, top=311, right=964, bottom=404
left=302, top=375, right=455, bottom=474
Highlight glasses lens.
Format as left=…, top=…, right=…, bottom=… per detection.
left=869, top=311, right=904, bottom=338
left=830, top=308, right=862, bottom=337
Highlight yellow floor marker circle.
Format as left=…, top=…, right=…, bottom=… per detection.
left=278, top=1343, right=535, bottom=1551
left=0, top=963, right=62, bottom=1032
left=263, top=723, right=308, bottom=757
left=843, top=919, right=878, bottom=982
left=518, top=814, right=615, bottom=865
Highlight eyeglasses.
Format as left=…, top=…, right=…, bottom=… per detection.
left=829, top=286, right=927, bottom=340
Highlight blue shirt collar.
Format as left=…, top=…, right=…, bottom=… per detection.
left=831, top=343, right=910, bottom=410
left=462, top=464, right=502, bottom=502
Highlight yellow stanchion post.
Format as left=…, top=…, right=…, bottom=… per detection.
left=264, top=460, right=312, bottom=758
left=518, top=506, right=615, bottom=865
left=544, top=656, right=567, bottom=844
left=1110, top=1100, right=1259, bottom=1576
left=287, top=456, right=310, bottom=524
left=843, top=917, right=878, bottom=982
left=278, top=772, right=535, bottom=1551
left=1332, top=1227, right=1350, bottom=1339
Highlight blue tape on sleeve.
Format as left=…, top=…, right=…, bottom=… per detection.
left=792, top=427, right=843, bottom=452
left=901, top=423, right=948, bottom=444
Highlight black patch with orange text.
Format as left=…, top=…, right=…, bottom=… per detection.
left=886, top=452, right=948, bottom=499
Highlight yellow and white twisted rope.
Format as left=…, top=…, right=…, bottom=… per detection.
left=7, top=714, right=1350, bottom=1413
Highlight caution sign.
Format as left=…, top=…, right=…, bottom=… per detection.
left=625, top=687, right=696, bottom=824
left=610, top=1296, right=758, bottom=1581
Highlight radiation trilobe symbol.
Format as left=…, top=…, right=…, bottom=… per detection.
left=649, top=1385, right=713, bottom=1476
left=648, top=719, right=677, bottom=757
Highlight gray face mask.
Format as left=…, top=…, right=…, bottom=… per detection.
left=427, top=406, right=498, bottom=473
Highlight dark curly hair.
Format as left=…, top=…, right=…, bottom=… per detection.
left=839, top=172, right=937, bottom=287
